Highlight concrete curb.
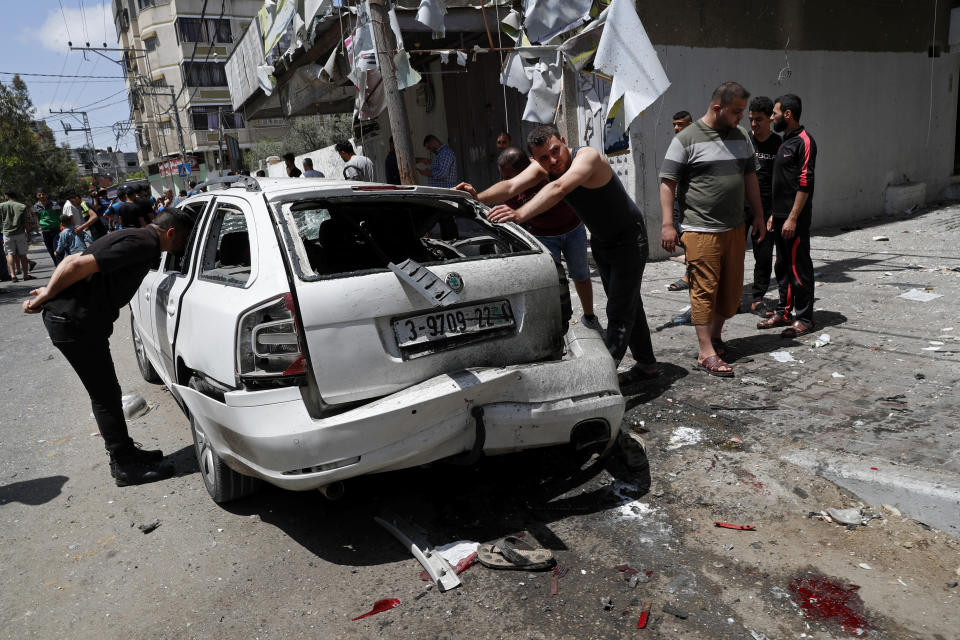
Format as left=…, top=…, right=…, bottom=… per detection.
left=781, top=449, right=960, bottom=537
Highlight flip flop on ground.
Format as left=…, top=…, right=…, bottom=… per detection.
left=477, top=534, right=555, bottom=571
left=695, top=355, right=734, bottom=377
left=667, top=279, right=690, bottom=291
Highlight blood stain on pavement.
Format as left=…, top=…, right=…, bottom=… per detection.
left=788, top=572, right=871, bottom=636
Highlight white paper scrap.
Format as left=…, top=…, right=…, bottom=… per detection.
left=771, top=351, right=797, bottom=363
left=899, top=288, right=943, bottom=302
left=832, top=372, right=845, bottom=378
left=436, top=540, right=479, bottom=565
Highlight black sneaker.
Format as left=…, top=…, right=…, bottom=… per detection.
left=110, top=457, right=175, bottom=487
left=28, top=260, right=37, bottom=271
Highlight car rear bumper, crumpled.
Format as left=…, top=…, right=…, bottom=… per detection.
left=171, top=324, right=624, bottom=491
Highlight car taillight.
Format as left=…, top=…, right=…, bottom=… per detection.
left=237, top=293, right=307, bottom=382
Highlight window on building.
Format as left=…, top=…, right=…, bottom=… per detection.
left=182, top=62, right=227, bottom=87
left=177, top=18, right=232, bottom=43
left=138, top=0, right=162, bottom=10
left=190, top=106, right=244, bottom=131
left=144, top=36, right=159, bottom=52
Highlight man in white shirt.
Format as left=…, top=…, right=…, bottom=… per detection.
left=335, top=141, right=375, bottom=181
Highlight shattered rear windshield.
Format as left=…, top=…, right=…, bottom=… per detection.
left=275, top=196, right=538, bottom=280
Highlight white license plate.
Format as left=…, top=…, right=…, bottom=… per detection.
left=393, top=300, right=515, bottom=348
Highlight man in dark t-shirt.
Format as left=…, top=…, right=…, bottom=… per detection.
left=23, top=209, right=195, bottom=486
left=745, top=96, right=781, bottom=312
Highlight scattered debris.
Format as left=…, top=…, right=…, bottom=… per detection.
left=374, top=514, right=461, bottom=592
left=714, top=522, right=756, bottom=531
left=881, top=504, right=902, bottom=517
left=137, top=520, right=160, bottom=534
left=872, top=235, right=889, bottom=241
left=898, top=288, right=943, bottom=302
left=637, top=602, right=651, bottom=628
left=550, top=564, right=569, bottom=596
left=832, top=372, right=846, bottom=378
left=600, top=596, right=614, bottom=611
left=750, top=632, right=771, bottom=640
left=858, top=563, right=872, bottom=570
left=811, top=333, right=832, bottom=348
left=770, top=351, right=797, bottom=363
left=914, top=373, right=925, bottom=380
left=946, top=581, right=958, bottom=589
left=662, top=605, right=689, bottom=619
left=667, top=427, right=703, bottom=450
left=351, top=598, right=400, bottom=621
left=121, top=394, right=151, bottom=420
left=826, top=508, right=864, bottom=526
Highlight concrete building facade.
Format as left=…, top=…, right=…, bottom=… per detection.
left=112, top=0, right=290, bottom=192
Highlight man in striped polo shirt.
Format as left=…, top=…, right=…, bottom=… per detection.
left=659, top=82, right=766, bottom=377
left=757, top=94, right=818, bottom=337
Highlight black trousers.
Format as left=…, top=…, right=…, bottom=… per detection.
left=748, top=214, right=776, bottom=302
left=593, top=240, right=655, bottom=367
left=43, top=312, right=132, bottom=456
left=771, top=217, right=815, bottom=326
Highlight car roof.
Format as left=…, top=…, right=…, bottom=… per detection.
left=184, top=177, right=473, bottom=204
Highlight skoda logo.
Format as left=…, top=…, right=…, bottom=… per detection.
left=445, top=272, right=464, bottom=293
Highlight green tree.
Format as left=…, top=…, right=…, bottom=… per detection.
left=247, top=114, right=354, bottom=168
left=0, top=75, right=80, bottom=199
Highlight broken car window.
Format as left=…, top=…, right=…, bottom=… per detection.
left=276, top=197, right=537, bottom=279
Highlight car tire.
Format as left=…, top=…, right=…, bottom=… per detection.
left=188, top=377, right=261, bottom=503
left=131, top=312, right=162, bottom=384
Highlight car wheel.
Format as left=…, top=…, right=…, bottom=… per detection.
left=188, top=377, right=261, bottom=503
left=131, top=312, right=162, bottom=384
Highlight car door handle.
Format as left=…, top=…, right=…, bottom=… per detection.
left=144, top=291, right=150, bottom=302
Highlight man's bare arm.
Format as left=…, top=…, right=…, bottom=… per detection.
left=510, top=149, right=600, bottom=222
left=472, top=162, right=548, bottom=205
left=22, top=254, right=100, bottom=313
left=659, top=179, right=679, bottom=252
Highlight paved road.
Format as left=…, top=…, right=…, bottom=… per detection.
left=1, top=206, right=958, bottom=639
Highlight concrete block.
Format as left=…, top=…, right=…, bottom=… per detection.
left=884, top=182, right=926, bottom=215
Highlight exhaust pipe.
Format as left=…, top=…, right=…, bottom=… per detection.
left=318, top=481, right=345, bottom=501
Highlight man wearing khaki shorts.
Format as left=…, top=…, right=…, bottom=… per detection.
left=1, top=190, right=33, bottom=282
left=658, top=82, right=765, bottom=377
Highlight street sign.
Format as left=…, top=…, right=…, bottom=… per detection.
left=177, top=163, right=192, bottom=177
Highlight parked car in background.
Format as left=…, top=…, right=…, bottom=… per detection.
left=130, top=176, right=625, bottom=503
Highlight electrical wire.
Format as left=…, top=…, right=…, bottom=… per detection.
left=79, top=0, right=91, bottom=44
left=58, top=0, right=73, bottom=43
left=48, top=53, right=72, bottom=107
left=0, top=71, right=124, bottom=79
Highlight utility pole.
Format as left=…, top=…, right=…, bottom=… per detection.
left=51, top=109, right=99, bottom=180
left=368, top=0, right=417, bottom=185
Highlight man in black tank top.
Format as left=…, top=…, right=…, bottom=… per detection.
left=454, top=124, right=656, bottom=388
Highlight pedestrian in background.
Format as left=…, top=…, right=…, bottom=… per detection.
left=659, top=82, right=766, bottom=378
left=2, top=190, right=33, bottom=281
left=758, top=93, right=818, bottom=338
left=384, top=138, right=401, bottom=184
left=745, top=96, right=781, bottom=313
left=283, top=153, right=302, bottom=178
left=54, top=212, right=91, bottom=261
left=336, top=141, right=375, bottom=181
left=302, top=157, right=325, bottom=178
left=417, top=134, right=458, bottom=188
left=35, top=189, right=61, bottom=265
left=496, top=132, right=513, bottom=153
left=666, top=110, right=694, bottom=293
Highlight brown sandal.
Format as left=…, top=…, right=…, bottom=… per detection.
left=757, top=315, right=790, bottom=330
left=781, top=321, right=814, bottom=338
left=695, top=355, right=734, bottom=378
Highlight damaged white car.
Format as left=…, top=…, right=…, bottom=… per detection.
left=130, top=176, right=624, bottom=503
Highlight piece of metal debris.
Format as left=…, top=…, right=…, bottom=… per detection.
left=662, top=605, right=689, bottom=619
left=137, top=520, right=160, bottom=534
left=374, top=514, right=461, bottom=592
left=714, top=522, right=756, bottom=531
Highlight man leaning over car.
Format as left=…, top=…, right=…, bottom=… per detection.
left=23, top=209, right=195, bottom=487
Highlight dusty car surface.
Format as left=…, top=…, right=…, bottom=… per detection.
left=130, top=176, right=625, bottom=502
